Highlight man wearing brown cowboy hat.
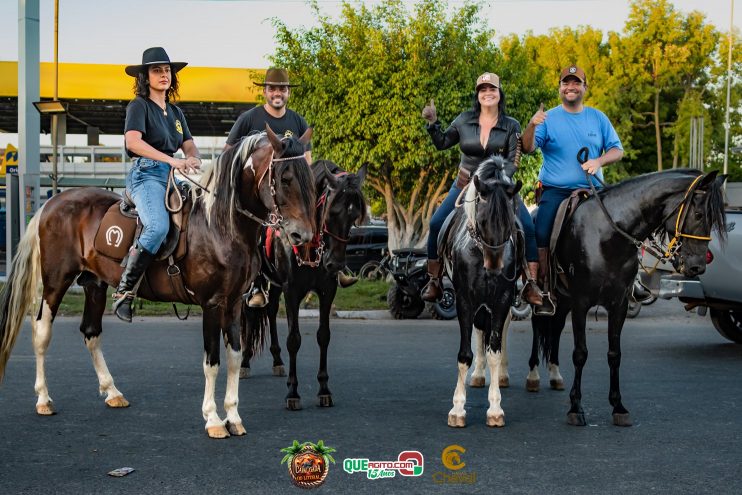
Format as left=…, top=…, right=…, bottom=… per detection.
left=226, top=68, right=357, bottom=307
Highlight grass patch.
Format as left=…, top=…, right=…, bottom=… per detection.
left=15, top=279, right=392, bottom=317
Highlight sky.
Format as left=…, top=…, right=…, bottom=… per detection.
left=0, top=0, right=737, bottom=147
left=0, top=0, right=737, bottom=68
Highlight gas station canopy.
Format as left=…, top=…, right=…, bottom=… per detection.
left=0, top=62, right=266, bottom=136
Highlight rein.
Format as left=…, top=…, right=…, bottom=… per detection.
left=579, top=147, right=711, bottom=265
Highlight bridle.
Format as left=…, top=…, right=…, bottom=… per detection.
left=294, top=174, right=354, bottom=268
left=580, top=146, right=711, bottom=266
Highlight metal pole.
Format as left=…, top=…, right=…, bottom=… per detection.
left=52, top=0, right=59, bottom=195
left=723, top=0, right=734, bottom=177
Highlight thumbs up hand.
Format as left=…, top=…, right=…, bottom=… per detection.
left=530, top=103, right=547, bottom=127
left=422, top=98, right=438, bottom=124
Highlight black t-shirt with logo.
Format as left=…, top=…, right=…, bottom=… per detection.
left=226, top=105, right=311, bottom=150
left=124, top=96, right=193, bottom=158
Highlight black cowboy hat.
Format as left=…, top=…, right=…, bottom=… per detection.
left=253, top=68, right=300, bottom=87
left=125, top=47, right=187, bottom=77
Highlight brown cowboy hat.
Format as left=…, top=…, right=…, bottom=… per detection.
left=125, top=47, right=187, bottom=77
left=253, top=68, right=300, bottom=87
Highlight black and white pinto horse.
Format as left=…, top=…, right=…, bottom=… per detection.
left=533, top=169, right=727, bottom=426
left=241, top=160, right=367, bottom=410
left=439, top=156, right=522, bottom=427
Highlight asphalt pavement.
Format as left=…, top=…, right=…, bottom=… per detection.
left=1, top=298, right=740, bottom=494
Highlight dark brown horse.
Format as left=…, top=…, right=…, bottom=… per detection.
left=0, top=127, right=316, bottom=438
left=241, top=160, right=367, bottom=410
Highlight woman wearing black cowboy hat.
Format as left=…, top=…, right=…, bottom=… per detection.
left=112, top=47, right=202, bottom=322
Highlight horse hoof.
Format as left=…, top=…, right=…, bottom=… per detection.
left=447, top=414, right=466, bottom=428
left=273, top=366, right=286, bottom=377
left=526, top=379, right=540, bottom=392
left=612, top=413, right=633, bottom=427
left=499, top=376, right=510, bottom=388
left=239, top=368, right=250, bottom=379
left=227, top=422, right=247, bottom=436
left=105, top=396, right=130, bottom=408
left=286, top=398, right=302, bottom=411
left=486, top=414, right=505, bottom=428
left=550, top=379, right=564, bottom=390
left=567, top=412, right=587, bottom=426
left=36, top=403, right=56, bottom=416
left=206, top=425, right=230, bottom=439
left=318, top=395, right=333, bottom=407
left=469, top=376, right=485, bottom=388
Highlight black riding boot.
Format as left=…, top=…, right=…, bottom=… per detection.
left=112, top=243, right=155, bottom=322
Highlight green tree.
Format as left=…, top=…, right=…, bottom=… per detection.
left=272, top=0, right=499, bottom=249
left=611, top=0, right=718, bottom=172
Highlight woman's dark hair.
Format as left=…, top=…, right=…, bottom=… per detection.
left=133, top=66, right=180, bottom=102
left=471, top=86, right=507, bottom=116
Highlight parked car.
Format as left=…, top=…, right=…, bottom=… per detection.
left=345, top=224, right=388, bottom=275
left=659, top=207, right=742, bottom=344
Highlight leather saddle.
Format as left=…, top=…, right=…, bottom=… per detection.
left=94, top=182, right=193, bottom=262
left=537, top=188, right=592, bottom=295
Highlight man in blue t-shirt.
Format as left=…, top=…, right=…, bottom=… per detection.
left=521, top=65, right=624, bottom=314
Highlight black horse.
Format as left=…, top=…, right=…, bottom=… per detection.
left=532, top=169, right=727, bottom=427
left=439, top=156, right=522, bottom=428
left=241, top=160, right=367, bottom=410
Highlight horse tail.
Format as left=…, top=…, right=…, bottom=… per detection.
left=532, top=314, right=554, bottom=365
left=0, top=210, right=43, bottom=382
left=241, top=304, right=268, bottom=356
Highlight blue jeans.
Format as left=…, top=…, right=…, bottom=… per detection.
left=427, top=182, right=537, bottom=262
left=126, top=158, right=170, bottom=254
left=535, top=186, right=575, bottom=248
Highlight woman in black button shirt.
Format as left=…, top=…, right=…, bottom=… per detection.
left=112, top=47, right=202, bottom=322
left=421, top=72, right=541, bottom=305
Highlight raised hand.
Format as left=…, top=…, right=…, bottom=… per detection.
left=421, top=98, right=437, bottom=124
left=530, top=103, right=547, bottom=126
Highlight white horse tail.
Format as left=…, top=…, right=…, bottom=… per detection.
left=0, top=210, right=43, bottom=382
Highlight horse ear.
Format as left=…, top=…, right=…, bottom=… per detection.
left=716, top=173, right=728, bottom=187
left=355, top=163, right=368, bottom=186
left=698, top=170, right=719, bottom=189
left=265, top=124, right=282, bottom=153
left=508, top=180, right=523, bottom=196
left=299, top=127, right=313, bottom=145
left=323, top=162, right=339, bottom=189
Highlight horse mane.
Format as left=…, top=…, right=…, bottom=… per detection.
left=462, top=156, right=516, bottom=237
left=195, top=133, right=266, bottom=235
left=602, top=168, right=727, bottom=243
left=313, top=159, right=368, bottom=226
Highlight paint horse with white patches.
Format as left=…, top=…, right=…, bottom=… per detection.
left=0, top=128, right=316, bottom=438
left=241, top=160, right=368, bottom=410
left=439, top=156, right=522, bottom=428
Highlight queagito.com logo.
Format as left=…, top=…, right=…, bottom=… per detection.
left=343, top=451, right=424, bottom=479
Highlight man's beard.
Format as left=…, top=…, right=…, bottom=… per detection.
left=268, top=97, right=286, bottom=110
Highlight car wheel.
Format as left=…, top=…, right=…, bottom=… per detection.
left=387, top=284, right=424, bottom=319
left=430, top=286, right=457, bottom=320
left=511, top=280, right=532, bottom=321
left=709, top=309, right=742, bottom=344
left=626, top=299, right=642, bottom=319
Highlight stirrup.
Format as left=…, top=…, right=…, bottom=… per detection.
left=247, top=289, right=268, bottom=308
left=533, top=291, right=556, bottom=316
left=521, top=279, right=543, bottom=306
left=112, top=292, right=135, bottom=323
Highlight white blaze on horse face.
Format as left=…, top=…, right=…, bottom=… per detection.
left=32, top=300, right=54, bottom=408
left=202, top=354, right=224, bottom=428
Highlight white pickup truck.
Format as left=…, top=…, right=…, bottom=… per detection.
left=659, top=206, right=742, bottom=344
